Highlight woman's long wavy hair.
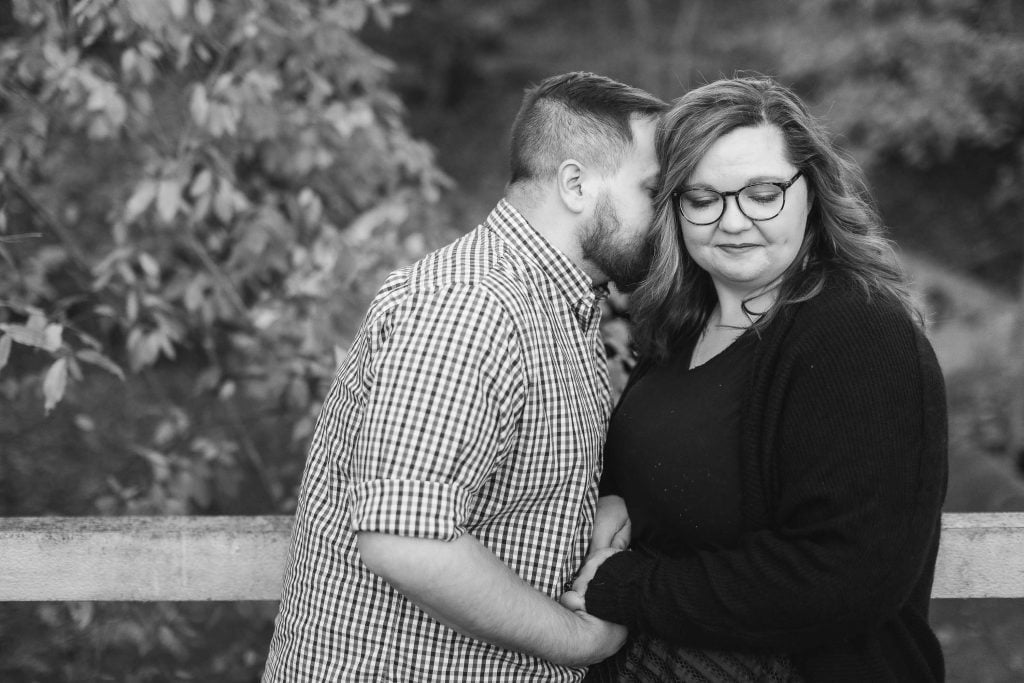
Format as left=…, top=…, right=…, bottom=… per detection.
left=629, top=75, right=921, bottom=362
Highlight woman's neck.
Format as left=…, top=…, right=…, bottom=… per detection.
left=713, top=284, right=778, bottom=329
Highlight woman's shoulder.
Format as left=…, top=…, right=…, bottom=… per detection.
left=797, top=270, right=917, bottom=333
left=775, top=270, right=933, bottom=371
left=773, top=270, right=947, bottom=424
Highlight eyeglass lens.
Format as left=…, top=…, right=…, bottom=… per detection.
left=679, top=183, right=788, bottom=225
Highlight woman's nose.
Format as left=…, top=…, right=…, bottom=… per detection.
left=717, top=195, right=753, bottom=232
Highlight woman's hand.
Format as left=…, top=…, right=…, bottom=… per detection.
left=560, top=496, right=630, bottom=612
left=560, top=546, right=623, bottom=612
left=588, top=495, right=631, bottom=559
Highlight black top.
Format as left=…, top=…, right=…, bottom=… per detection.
left=588, top=273, right=949, bottom=683
left=602, top=331, right=755, bottom=553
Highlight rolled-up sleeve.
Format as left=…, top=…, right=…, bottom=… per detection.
left=345, top=283, right=523, bottom=541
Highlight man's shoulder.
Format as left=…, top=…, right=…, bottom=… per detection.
left=364, top=223, right=534, bottom=326
left=396, top=224, right=533, bottom=302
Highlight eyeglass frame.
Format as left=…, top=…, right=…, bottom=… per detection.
left=672, top=170, right=804, bottom=226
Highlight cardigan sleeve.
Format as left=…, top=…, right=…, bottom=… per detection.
left=585, top=293, right=948, bottom=651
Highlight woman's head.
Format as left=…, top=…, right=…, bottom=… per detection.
left=631, top=75, right=916, bottom=359
left=675, top=123, right=811, bottom=306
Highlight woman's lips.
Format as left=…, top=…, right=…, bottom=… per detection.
left=717, top=243, right=761, bottom=252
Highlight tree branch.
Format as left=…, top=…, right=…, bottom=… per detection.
left=5, top=176, right=91, bottom=270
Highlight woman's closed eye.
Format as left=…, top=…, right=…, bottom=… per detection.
left=743, top=186, right=783, bottom=204
left=682, top=192, right=718, bottom=209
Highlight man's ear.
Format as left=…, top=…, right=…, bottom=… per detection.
left=556, top=159, right=587, bottom=214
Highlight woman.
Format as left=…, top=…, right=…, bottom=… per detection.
left=564, top=76, right=948, bottom=681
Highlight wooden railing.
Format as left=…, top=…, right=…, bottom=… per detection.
left=1, top=513, right=1023, bottom=601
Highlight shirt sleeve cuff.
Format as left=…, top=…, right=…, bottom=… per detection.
left=348, top=478, right=473, bottom=541
left=585, top=550, right=652, bottom=627
left=598, top=477, right=621, bottom=497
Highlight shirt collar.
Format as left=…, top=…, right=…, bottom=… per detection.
left=486, top=199, right=608, bottom=327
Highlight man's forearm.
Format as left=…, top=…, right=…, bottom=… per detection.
left=357, top=531, right=624, bottom=666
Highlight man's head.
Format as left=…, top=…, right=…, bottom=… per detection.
left=506, top=72, right=667, bottom=287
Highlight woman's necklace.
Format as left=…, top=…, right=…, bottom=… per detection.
left=689, top=309, right=748, bottom=369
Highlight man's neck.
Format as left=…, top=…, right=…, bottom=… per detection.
left=505, top=194, right=601, bottom=286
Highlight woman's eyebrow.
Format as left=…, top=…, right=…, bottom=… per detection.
left=683, top=173, right=793, bottom=190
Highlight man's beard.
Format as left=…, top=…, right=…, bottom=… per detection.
left=580, top=193, right=654, bottom=292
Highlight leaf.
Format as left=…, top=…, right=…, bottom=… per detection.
left=326, top=0, right=368, bottom=30
left=68, top=601, right=94, bottom=631
left=168, top=0, right=189, bottom=20
left=138, top=40, right=162, bottom=60
left=120, top=48, right=137, bottom=77
left=0, top=334, right=11, bottom=373
left=189, top=84, right=209, bottom=126
left=43, top=323, right=63, bottom=352
left=85, top=80, right=114, bottom=112
left=67, top=356, right=83, bottom=381
left=291, top=414, right=314, bottom=443
left=126, top=327, right=146, bottom=371
left=194, top=0, right=213, bottom=26
left=346, top=201, right=409, bottom=243
left=26, top=312, right=45, bottom=335
left=0, top=320, right=61, bottom=352
left=125, top=180, right=157, bottom=221
left=324, top=102, right=356, bottom=138
left=213, top=180, right=236, bottom=222
left=154, top=325, right=177, bottom=359
left=138, top=251, right=160, bottom=280
left=126, top=291, right=139, bottom=322
left=184, top=273, right=209, bottom=312
left=209, top=103, right=239, bottom=136
left=156, top=178, right=182, bottom=223
left=133, top=446, right=171, bottom=482
left=75, top=329, right=104, bottom=351
left=286, top=375, right=310, bottom=410
left=218, top=380, right=236, bottom=400
left=76, top=349, right=126, bottom=380
left=299, top=189, right=324, bottom=227
left=189, top=168, right=212, bottom=198
left=43, top=357, right=68, bottom=414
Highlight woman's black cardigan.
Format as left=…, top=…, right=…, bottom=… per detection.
left=587, top=273, right=949, bottom=682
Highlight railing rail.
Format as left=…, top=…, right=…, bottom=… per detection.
left=1, top=513, right=1022, bottom=601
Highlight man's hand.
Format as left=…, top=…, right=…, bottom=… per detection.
left=587, top=495, right=631, bottom=559
left=565, top=607, right=627, bottom=664
left=559, top=546, right=622, bottom=612
left=357, top=531, right=625, bottom=667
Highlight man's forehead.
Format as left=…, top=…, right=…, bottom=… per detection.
left=629, top=115, right=658, bottom=143
left=624, top=117, right=659, bottom=173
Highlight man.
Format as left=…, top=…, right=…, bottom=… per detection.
left=263, top=71, right=667, bottom=682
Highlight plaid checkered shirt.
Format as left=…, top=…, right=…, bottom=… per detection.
left=263, top=200, right=613, bottom=682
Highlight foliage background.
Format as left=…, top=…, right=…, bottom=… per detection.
left=1, top=0, right=1023, bottom=680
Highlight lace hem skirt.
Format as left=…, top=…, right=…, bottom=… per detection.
left=584, top=634, right=803, bottom=683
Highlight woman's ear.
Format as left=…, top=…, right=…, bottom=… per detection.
left=556, top=159, right=587, bottom=214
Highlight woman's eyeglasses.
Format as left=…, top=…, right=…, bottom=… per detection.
left=674, top=171, right=803, bottom=225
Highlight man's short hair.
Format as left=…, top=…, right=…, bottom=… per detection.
left=508, top=72, right=667, bottom=185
